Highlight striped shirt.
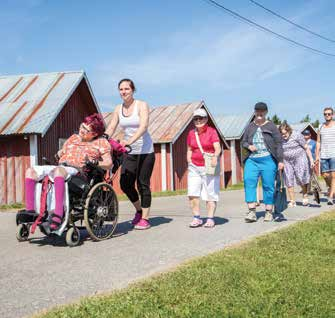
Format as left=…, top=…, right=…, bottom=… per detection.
left=320, top=123, right=335, bottom=159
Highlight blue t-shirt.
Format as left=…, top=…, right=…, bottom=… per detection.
left=307, top=139, right=316, bottom=160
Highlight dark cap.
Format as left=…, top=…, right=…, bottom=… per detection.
left=254, top=102, right=268, bottom=111
left=302, top=129, right=311, bottom=136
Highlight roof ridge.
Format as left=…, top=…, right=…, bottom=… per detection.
left=0, top=70, right=84, bottom=79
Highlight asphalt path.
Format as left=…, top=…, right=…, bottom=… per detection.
left=0, top=189, right=332, bottom=318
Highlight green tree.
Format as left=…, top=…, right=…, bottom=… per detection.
left=300, top=114, right=311, bottom=123
left=312, top=119, right=320, bottom=128
left=271, top=114, right=281, bottom=125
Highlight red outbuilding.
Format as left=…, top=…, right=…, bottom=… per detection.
left=104, top=101, right=228, bottom=194
left=0, top=71, right=100, bottom=204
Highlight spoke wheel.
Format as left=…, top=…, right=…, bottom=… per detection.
left=84, top=182, right=118, bottom=241
left=16, top=224, right=29, bottom=242
left=65, top=227, right=81, bottom=247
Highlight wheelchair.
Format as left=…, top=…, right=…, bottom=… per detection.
left=16, top=139, right=128, bottom=247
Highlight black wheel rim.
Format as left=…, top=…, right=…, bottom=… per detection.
left=86, top=185, right=118, bottom=239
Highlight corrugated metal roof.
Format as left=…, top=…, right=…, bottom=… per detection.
left=215, top=113, right=254, bottom=140
left=290, top=122, right=317, bottom=133
left=104, top=101, right=228, bottom=146
left=0, top=71, right=99, bottom=136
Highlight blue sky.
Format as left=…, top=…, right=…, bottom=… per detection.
left=1, top=0, right=334, bottom=123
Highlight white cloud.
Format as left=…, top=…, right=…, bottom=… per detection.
left=91, top=3, right=325, bottom=108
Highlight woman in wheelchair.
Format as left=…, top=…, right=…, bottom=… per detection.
left=23, top=113, right=112, bottom=231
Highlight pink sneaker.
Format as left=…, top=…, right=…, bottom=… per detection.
left=131, top=212, right=142, bottom=225
left=134, top=218, right=151, bottom=230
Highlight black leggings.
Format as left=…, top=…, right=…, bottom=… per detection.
left=120, top=153, right=155, bottom=208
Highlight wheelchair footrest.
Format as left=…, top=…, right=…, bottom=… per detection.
left=16, top=210, right=39, bottom=225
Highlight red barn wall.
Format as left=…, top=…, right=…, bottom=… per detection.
left=0, top=136, right=30, bottom=204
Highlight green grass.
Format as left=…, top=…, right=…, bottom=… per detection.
left=0, top=202, right=25, bottom=210
left=36, top=211, right=335, bottom=318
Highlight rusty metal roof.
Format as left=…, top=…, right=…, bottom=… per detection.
left=103, top=101, right=228, bottom=146
left=0, top=71, right=100, bottom=136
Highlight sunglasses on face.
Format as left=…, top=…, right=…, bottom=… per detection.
left=193, top=117, right=205, bottom=121
left=324, top=113, right=333, bottom=116
left=80, top=123, right=93, bottom=134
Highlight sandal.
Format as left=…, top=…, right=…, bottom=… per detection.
left=204, top=218, right=215, bottom=228
left=189, top=217, right=203, bottom=228
left=302, top=196, right=309, bottom=206
left=288, top=201, right=296, bottom=208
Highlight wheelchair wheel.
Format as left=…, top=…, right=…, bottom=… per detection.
left=16, top=224, right=29, bottom=242
left=84, top=182, right=118, bottom=241
left=66, top=227, right=81, bottom=247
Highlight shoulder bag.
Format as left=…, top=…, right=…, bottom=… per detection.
left=194, top=130, right=220, bottom=176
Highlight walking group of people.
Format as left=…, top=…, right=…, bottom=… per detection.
left=188, top=102, right=335, bottom=226
left=22, top=77, right=334, bottom=231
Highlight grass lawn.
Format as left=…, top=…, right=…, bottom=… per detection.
left=36, top=211, right=335, bottom=318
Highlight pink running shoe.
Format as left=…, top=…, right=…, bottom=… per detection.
left=131, top=212, right=142, bottom=225
left=134, top=218, right=151, bottom=230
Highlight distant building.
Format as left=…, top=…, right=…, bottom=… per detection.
left=291, top=122, right=317, bottom=140
left=216, top=113, right=254, bottom=185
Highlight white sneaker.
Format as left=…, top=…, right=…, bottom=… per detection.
left=264, top=211, right=273, bottom=222
left=245, top=210, right=257, bottom=223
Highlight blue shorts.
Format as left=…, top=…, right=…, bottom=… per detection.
left=321, top=158, right=335, bottom=173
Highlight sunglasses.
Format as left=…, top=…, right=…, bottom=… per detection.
left=324, top=113, right=333, bottom=116
left=193, top=117, right=205, bottom=121
left=80, top=123, right=94, bottom=134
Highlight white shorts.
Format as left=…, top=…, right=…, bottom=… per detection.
left=187, top=163, right=220, bottom=201
left=32, top=165, right=78, bottom=181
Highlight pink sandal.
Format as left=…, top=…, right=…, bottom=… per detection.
left=189, top=217, right=203, bottom=228
left=204, top=218, right=215, bottom=228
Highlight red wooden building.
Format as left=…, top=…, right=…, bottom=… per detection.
left=0, top=71, right=100, bottom=204
left=104, top=101, right=228, bottom=194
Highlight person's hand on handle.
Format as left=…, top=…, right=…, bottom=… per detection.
left=248, top=145, right=257, bottom=152
left=120, top=140, right=129, bottom=147
left=310, top=161, right=315, bottom=169
left=278, top=162, right=284, bottom=170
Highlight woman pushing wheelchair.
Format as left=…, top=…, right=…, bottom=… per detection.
left=22, top=114, right=112, bottom=231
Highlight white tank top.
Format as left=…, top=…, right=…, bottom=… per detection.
left=118, top=101, right=154, bottom=155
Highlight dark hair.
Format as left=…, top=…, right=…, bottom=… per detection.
left=118, top=78, right=136, bottom=92
left=323, top=106, right=333, bottom=114
left=279, top=122, right=292, bottom=136
left=83, top=113, right=105, bottom=137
